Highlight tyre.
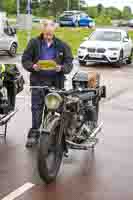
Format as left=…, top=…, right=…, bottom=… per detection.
left=126, top=49, right=133, bottom=64
left=8, top=43, right=17, bottom=57
left=74, top=21, right=79, bottom=27
left=113, top=50, right=123, bottom=67
left=60, top=24, right=64, bottom=27
left=38, top=115, right=64, bottom=184
left=79, top=60, right=86, bottom=66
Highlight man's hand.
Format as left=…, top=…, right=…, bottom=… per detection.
left=32, top=64, right=40, bottom=71
left=56, top=65, right=62, bottom=72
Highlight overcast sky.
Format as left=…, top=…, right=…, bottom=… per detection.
left=85, top=0, right=133, bottom=11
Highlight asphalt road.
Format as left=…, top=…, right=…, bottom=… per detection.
left=0, top=57, right=133, bottom=200
left=0, top=54, right=21, bottom=64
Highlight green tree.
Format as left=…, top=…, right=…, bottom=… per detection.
left=0, top=0, right=4, bottom=11
left=87, top=6, right=98, bottom=18
left=0, top=0, right=16, bottom=14
left=97, top=3, right=104, bottom=15
left=95, top=15, right=112, bottom=25
left=122, top=6, right=132, bottom=19
left=104, top=7, right=122, bottom=19
left=70, top=0, right=79, bottom=10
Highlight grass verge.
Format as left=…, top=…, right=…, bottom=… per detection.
left=17, top=27, right=133, bottom=56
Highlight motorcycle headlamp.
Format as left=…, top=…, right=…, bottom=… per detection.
left=45, top=93, right=63, bottom=110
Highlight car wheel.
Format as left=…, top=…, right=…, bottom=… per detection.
left=126, top=49, right=133, bottom=65
left=88, top=24, right=92, bottom=28
left=8, top=43, right=17, bottom=57
left=74, top=21, right=79, bottom=27
left=79, top=60, right=86, bottom=66
left=114, top=50, right=123, bottom=67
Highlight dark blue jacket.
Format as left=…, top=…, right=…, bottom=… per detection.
left=22, top=34, right=73, bottom=89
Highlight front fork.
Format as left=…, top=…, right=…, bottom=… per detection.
left=56, top=101, right=69, bottom=154
left=41, top=106, right=68, bottom=154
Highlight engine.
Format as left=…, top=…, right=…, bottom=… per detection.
left=65, top=96, right=83, bottom=140
left=66, top=71, right=100, bottom=142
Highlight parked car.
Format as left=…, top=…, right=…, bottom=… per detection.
left=59, top=10, right=90, bottom=27
left=32, top=15, right=41, bottom=23
left=117, top=20, right=128, bottom=27
left=78, top=28, right=133, bottom=66
left=78, top=13, right=95, bottom=28
left=59, top=11, right=80, bottom=27
left=0, top=12, right=18, bottom=57
left=128, top=19, right=133, bottom=27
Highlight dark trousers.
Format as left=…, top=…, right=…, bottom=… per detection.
left=31, top=80, right=55, bottom=130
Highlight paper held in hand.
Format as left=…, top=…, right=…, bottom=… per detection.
left=37, top=60, right=57, bottom=70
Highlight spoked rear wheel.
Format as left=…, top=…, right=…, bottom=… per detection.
left=38, top=124, right=64, bottom=184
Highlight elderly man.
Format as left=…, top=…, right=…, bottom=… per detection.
left=22, top=20, right=73, bottom=147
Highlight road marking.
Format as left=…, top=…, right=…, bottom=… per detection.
left=2, top=182, right=35, bottom=200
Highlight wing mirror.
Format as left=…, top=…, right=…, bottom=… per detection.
left=4, top=26, right=16, bottom=36
left=123, top=37, right=129, bottom=42
left=11, top=27, right=17, bottom=35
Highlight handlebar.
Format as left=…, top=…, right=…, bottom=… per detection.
left=30, top=85, right=106, bottom=99
left=30, top=86, right=98, bottom=96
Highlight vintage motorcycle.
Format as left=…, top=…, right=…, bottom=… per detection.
left=37, top=71, right=106, bottom=184
left=0, top=64, right=24, bottom=138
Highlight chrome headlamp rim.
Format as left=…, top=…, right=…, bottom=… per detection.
left=45, top=92, right=63, bottom=110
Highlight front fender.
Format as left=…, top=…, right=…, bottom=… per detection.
left=41, top=113, right=61, bottom=135
left=41, top=113, right=67, bottom=151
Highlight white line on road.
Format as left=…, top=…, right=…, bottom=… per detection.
left=2, top=182, right=35, bottom=200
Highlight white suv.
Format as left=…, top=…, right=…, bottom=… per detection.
left=78, top=28, right=133, bottom=66
left=0, top=14, right=18, bottom=57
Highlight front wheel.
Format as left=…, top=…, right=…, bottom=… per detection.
left=38, top=119, right=64, bottom=184
left=113, top=50, right=123, bottom=68
left=74, top=21, right=79, bottom=27
left=126, top=49, right=133, bottom=64
left=8, top=43, right=17, bottom=57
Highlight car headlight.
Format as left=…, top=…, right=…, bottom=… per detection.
left=108, top=48, right=120, bottom=51
left=45, top=93, right=63, bottom=110
left=80, top=46, right=86, bottom=50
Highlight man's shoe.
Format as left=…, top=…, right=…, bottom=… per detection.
left=25, top=137, right=38, bottom=148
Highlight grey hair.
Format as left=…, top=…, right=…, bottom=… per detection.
left=40, top=19, right=58, bottom=29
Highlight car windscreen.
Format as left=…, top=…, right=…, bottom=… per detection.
left=89, top=31, right=121, bottom=41
left=64, top=11, right=80, bottom=15
left=60, top=14, right=73, bottom=19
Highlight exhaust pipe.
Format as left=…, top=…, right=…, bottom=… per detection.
left=66, top=122, right=103, bottom=150
left=88, top=122, right=103, bottom=138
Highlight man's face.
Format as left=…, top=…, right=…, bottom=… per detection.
left=42, top=20, right=56, bottom=41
